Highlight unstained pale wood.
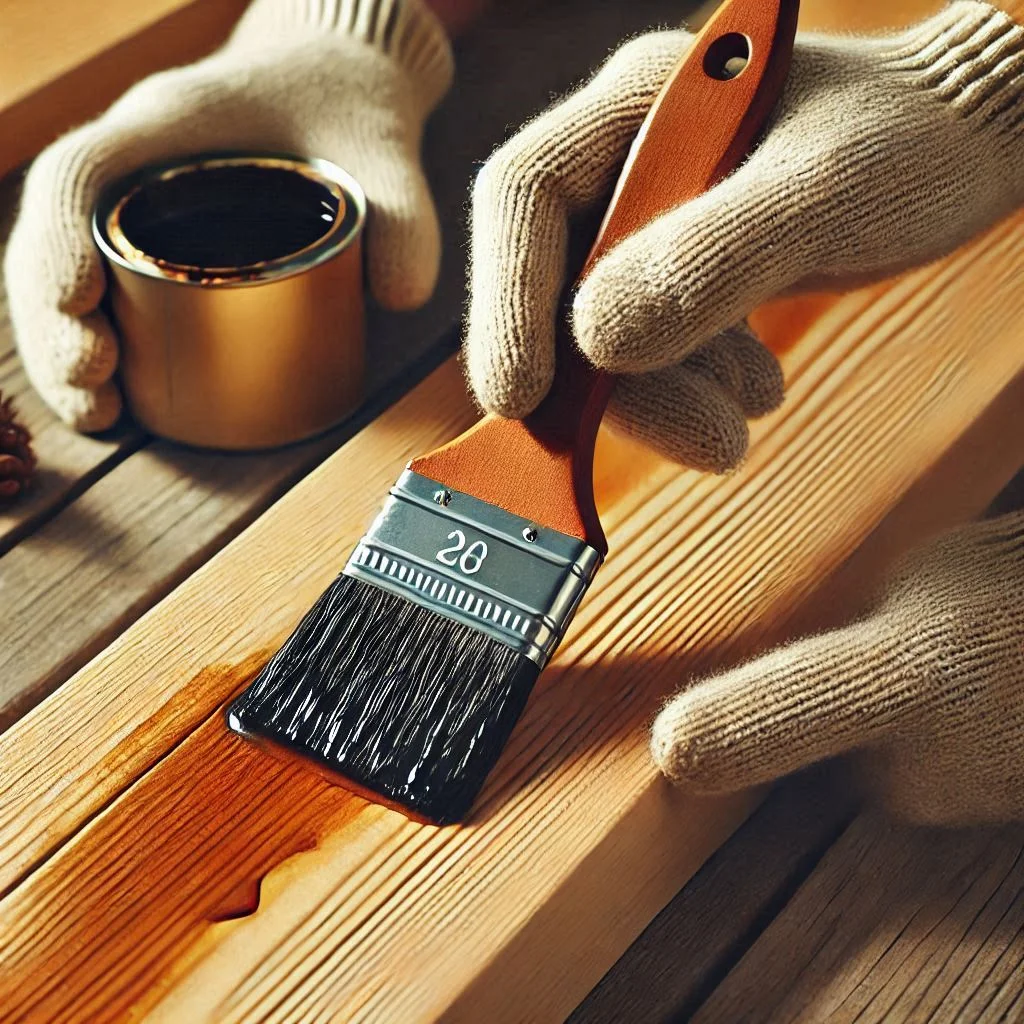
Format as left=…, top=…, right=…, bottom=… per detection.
left=0, top=0, right=250, bottom=177
left=1, top=200, right=1024, bottom=1020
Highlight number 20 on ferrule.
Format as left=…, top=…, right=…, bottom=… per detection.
left=435, top=529, right=488, bottom=575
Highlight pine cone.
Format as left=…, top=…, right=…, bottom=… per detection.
left=0, top=393, right=36, bottom=500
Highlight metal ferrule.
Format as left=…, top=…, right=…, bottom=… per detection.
left=343, top=470, right=603, bottom=666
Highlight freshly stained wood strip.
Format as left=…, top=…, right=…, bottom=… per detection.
left=1, top=200, right=1023, bottom=1020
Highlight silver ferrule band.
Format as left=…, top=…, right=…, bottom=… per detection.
left=342, top=470, right=603, bottom=666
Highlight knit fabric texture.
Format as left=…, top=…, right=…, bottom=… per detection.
left=465, top=1, right=1024, bottom=472
left=5, top=0, right=453, bottom=431
left=651, top=511, right=1024, bottom=826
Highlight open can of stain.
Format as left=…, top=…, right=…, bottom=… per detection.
left=93, top=153, right=366, bottom=449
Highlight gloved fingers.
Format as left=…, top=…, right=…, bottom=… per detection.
left=606, top=321, right=783, bottom=473
left=679, top=322, right=784, bottom=419
left=572, top=151, right=816, bottom=375
left=46, top=311, right=120, bottom=390
left=8, top=130, right=112, bottom=321
left=357, top=145, right=442, bottom=310
left=607, top=363, right=749, bottom=474
left=30, top=377, right=122, bottom=434
left=650, top=619, right=921, bottom=794
left=465, top=31, right=691, bottom=419
left=10, top=308, right=121, bottom=428
left=4, top=55, right=307, bottom=433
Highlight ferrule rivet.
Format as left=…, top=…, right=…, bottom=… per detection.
left=434, top=489, right=452, bottom=506
left=522, top=526, right=539, bottom=543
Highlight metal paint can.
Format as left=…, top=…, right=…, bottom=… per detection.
left=93, top=153, right=366, bottom=449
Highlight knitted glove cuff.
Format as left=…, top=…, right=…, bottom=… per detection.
left=881, top=1, right=1024, bottom=195
left=229, top=0, right=454, bottom=112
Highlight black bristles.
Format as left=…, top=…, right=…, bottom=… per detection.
left=227, top=573, right=540, bottom=824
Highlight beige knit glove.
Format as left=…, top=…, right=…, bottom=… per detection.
left=5, top=0, right=453, bottom=431
left=651, top=512, right=1024, bottom=825
left=466, top=2, right=1024, bottom=472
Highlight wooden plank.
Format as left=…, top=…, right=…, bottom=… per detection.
left=690, top=814, right=1024, bottom=1023
left=0, top=173, right=145, bottom=554
left=0, top=338, right=453, bottom=730
left=1, top=201, right=1024, bottom=1020
left=0, top=0, right=705, bottom=724
left=573, top=427, right=1024, bottom=1023
left=569, top=767, right=858, bottom=1024
left=0, top=338, right=144, bottom=556
left=0, top=0, right=249, bottom=177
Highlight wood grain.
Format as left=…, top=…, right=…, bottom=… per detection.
left=2, top=200, right=1024, bottom=1020
left=0, top=427, right=374, bottom=728
left=0, top=174, right=144, bottom=554
left=574, top=430, right=1024, bottom=1023
left=692, top=814, right=1024, bottom=1022
left=570, top=767, right=858, bottom=1023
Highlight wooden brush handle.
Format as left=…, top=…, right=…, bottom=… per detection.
left=412, top=0, right=800, bottom=552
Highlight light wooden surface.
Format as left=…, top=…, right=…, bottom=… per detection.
left=2, top=0, right=1024, bottom=1020
left=2, top=193, right=1024, bottom=1019
left=0, top=0, right=250, bottom=177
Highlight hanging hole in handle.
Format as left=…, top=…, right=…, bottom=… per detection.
left=703, top=32, right=751, bottom=80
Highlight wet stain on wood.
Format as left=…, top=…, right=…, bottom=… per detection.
left=0, top=654, right=367, bottom=1023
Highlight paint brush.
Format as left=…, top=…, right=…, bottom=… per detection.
left=227, top=0, right=800, bottom=824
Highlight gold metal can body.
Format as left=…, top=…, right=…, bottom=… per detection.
left=94, top=154, right=366, bottom=450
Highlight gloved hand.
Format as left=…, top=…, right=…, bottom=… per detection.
left=466, top=1, right=1024, bottom=472
left=651, top=511, right=1024, bottom=825
left=5, top=0, right=453, bottom=431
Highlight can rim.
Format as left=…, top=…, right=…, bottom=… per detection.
left=92, top=152, right=366, bottom=289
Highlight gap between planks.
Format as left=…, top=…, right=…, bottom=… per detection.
left=691, top=812, right=1024, bottom=1023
